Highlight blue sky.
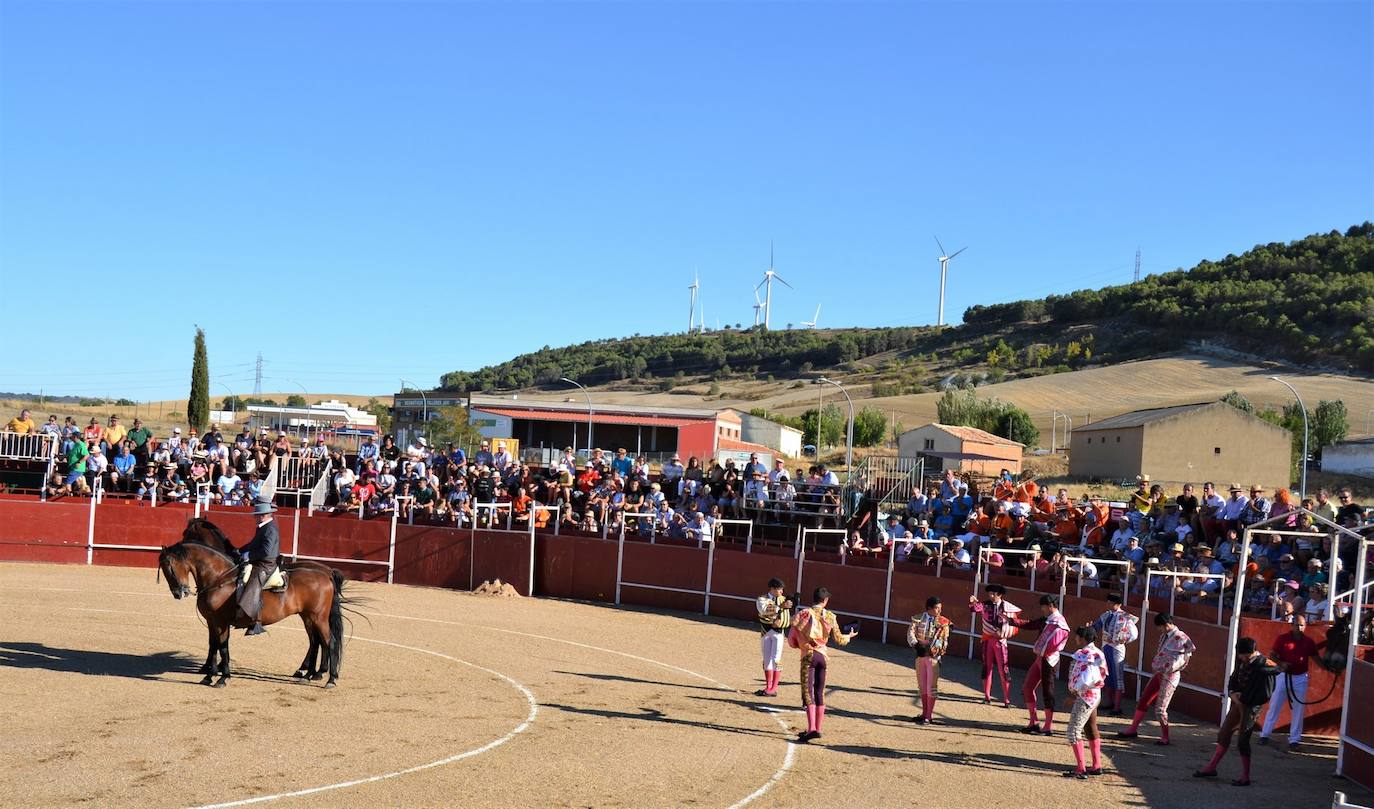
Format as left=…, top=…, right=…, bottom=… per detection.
left=2, top=1, right=1370, bottom=400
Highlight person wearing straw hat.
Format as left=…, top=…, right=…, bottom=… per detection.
left=238, top=498, right=281, bottom=637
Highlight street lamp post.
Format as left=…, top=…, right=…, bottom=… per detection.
left=1269, top=376, right=1309, bottom=499
left=817, top=377, right=854, bottom=474
left=287, top=379, right=313, bottom=443
left=217, top=383, right=237, bottom=423
left=561, top=377, right=593, bottom=455
left=399, top=378, right=428, bottom=444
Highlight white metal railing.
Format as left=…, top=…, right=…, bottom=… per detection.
left=1337, top=537, right=1370, bottom=779
left=0, top=430, right=59, bottom=462
left=712, top=518, right=754, bottom=550
left=1332, top=791, right=1373, bottom=809
left=275, top=456, right=326, bottom=494
left=307, top=459, right=332, bottom=513
left=619, top=511, right=660, bottom=543
left=474, top=501, right=513, bottom=531
left=1057, top=554, right=1133, bottom=602
left=801, top=527, right=847, bottom=557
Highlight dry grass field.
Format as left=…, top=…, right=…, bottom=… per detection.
left=502, top=354, right=1374, bottom=441
left=0, top=393, right=392, bottom=440
left=8, top=354, right=1374, bottom=451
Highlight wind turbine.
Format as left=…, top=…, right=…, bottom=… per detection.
left=935, top=236, right=967, bottom=327
left=802, top=303, right=821, bottom=329
left=752, top=289, right=764, bottom=327
left=754, top=242, right=793, bottom=330
left=688, top=270, right=700, bottom=333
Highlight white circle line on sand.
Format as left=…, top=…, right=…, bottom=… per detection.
left=373, top=610, right=797, bottom=809
left=0, top=602, right=538, bottom=809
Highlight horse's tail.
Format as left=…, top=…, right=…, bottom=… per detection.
left=329, top=570, right=345, bottom=677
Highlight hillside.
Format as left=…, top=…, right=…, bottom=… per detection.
left=439, top=224, right=1374, bottom=398
left=497, top=354, right=1374, bottom=443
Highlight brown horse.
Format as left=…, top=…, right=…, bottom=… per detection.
left=158, top=540, right=345, bottom=688
left=179, top=518, right=335, bottom=677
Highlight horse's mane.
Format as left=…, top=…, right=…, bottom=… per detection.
left=166, top=538, right=238, bottom=566
left=185, top=517, right=235, bottom=550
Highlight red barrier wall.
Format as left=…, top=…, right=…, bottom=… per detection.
left=1239, top=616, right=1345, bottom=735
left=2, top=496, right=1359, bottom=742
left=0, top=498, right=88, bottom=564
left=1344, top=657, right=1374, bottom=791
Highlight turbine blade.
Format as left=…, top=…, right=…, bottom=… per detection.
left=935, top=236, right=947, bottom=257
left=950, top=246, right=968, bottom=259
left=773, top=273, right=794, bottom=289
left=755, top=278, right=767, bottom=292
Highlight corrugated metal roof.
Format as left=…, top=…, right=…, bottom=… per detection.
left=1075, top=402, right=1218, bottom=432
left=474, top=406, right=700, bottom=429
left=470, top=394, right=722, bottom=420
left=932, top=424, right=1024, bottom=447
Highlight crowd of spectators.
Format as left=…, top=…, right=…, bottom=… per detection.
left=7, top=406, right=1374, bottom=617
left=322, top=435, right=847, bottom=540
left=851, top=468, right=1372, bottom=617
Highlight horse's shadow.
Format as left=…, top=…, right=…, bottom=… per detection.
left=0, top=642, right=202, bottom=682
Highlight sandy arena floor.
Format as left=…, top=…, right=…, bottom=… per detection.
left=0, top=562, right=1365, bottom=809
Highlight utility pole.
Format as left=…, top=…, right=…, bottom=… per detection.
left=1133, top=248, right=1142, bottom=283
left=254, top=352, right=263, bottom=396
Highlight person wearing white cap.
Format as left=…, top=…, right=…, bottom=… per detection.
left=661, top=453, right=685, bottom=503
left=492, top=442, right=512, bottom=472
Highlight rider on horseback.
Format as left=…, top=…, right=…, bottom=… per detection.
left=240, top=498, right=280, bottom=636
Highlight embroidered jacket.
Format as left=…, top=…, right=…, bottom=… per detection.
left=906, top=612, right=952, bottom=659
left=1094, top=608, right=1139, bottom=648
left=971, top=599, right=1023, bottom=641
left=1028, top=610, right=1072, bottom=666
left=1151, top=627, right=1196, bottom=675
left=756, top=592, right=793, bottom=635
left=1069, top=643, right=1109, bottom=705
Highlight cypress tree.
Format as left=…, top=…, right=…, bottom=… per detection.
left=188, top=327, right=210, bottom=431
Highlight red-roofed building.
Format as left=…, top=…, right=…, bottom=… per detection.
left=898, top=422, right=1024, bottom=476
left=466, top=394, right=741, bottom=463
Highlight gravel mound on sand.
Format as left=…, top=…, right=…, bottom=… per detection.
left=473, top=579, right=522, bottom=598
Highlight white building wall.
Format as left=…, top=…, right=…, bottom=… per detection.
left=1322, top=443, right=1374, bottom=480
left=898, top=424, right=962, bottom=459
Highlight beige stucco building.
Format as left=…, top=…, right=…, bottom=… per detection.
left=1067, top=401, right=1292, bottom=486
left=898, top=423, right=1024, bottom=476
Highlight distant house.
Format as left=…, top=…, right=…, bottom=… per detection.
left=1322, top=437, right=1374, bottom=480
left=898, top=423, right=1024, bottom=476
left=724, top=409, right=804, bottom=458
left=1068, top=401, right=1291, bottom=485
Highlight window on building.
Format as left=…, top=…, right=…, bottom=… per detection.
left=1087, top=437, right=1092, bottom=444
left=1116, top=436, right=1121, bottom=443
left=1214, top=447, right=1222, bottom=455
left=923, top=439, right=935, bottom=450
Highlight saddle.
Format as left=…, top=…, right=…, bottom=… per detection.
left=241, top=562, right=288, bottom=592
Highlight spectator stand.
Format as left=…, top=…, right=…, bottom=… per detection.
left=619, top=511, right=659, bottom=543
left=895, top=537, right=946, bottom=579
left=0, top=430, right=60, bottom=499
left=1226, top=507, right=1366, bottom=723
left=1247, top=526, right=1344, bottom=623
left=1057, top=553, right=1132, bottom=602
left=474, top=502, right=513, bottom=531
left=192, top=482, right=213, bottom=519
left=800, top=526, right=847, bottom=559
left=712, top=518, right=754, bottom=551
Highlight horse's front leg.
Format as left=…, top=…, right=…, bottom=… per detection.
left=200, top=626, right=218, bottom=685
left=294, top=630, right=319, bottom=679
left=213, top=627, right=231, bottom=688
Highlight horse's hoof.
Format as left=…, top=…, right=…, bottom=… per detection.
left=200, top=676, right=215, bottom=686
left=309, top=672, right=325, bottom=681
left=292, top=670, right=308, bottom=679
left=324, top=680, right=337, bottom=690
left=213, top=678, right=229, bottom=688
